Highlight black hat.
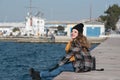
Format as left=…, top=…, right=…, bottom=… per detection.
left=72, top=23, right=84, bottom=34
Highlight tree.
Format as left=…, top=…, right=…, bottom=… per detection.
left=57, top=25, right=64, bottom=32
left=12, top=27, right=20, bottom=32
left=99, top=4, right=120, bottom=30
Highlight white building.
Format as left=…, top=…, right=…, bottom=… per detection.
left=84, top=21, right=105, bottom=37
left=0, top=26, right=12, bottom=37
left=0, top=22, right=25, bottom=37
left=65, top=21, right=105, bottom=37
left=25, top=14, right=45, bottom=36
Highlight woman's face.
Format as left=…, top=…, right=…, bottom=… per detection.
left=71, top=29, right=79, bottom=39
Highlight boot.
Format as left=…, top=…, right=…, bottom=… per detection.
left=29, top=68, right=41, bottom=80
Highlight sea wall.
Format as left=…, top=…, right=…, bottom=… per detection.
left=0, top=36, right=107, bottom=43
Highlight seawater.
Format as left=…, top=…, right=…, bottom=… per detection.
left=0, top=42, right=99, bottom=80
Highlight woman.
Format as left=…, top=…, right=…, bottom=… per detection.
left=29, top=23, right=93, bottom=80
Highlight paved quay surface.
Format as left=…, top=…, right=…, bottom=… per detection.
left=54, top=37, right=120, bottom=80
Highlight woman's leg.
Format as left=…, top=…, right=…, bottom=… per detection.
left=40, top=62, right=74, bottom=78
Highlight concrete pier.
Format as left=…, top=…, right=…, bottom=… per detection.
left=54, top=37, right=120, bottom=80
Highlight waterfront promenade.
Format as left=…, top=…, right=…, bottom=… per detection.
left=54, top=37, right=120, bottom=80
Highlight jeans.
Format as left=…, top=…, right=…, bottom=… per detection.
left=40, top=62, right=74, bottom=80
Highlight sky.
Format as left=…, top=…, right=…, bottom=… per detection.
left=0, top=0, right=120, bottom=22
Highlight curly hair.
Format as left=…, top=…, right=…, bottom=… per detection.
left=74, top=33, right=90, bottom=52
